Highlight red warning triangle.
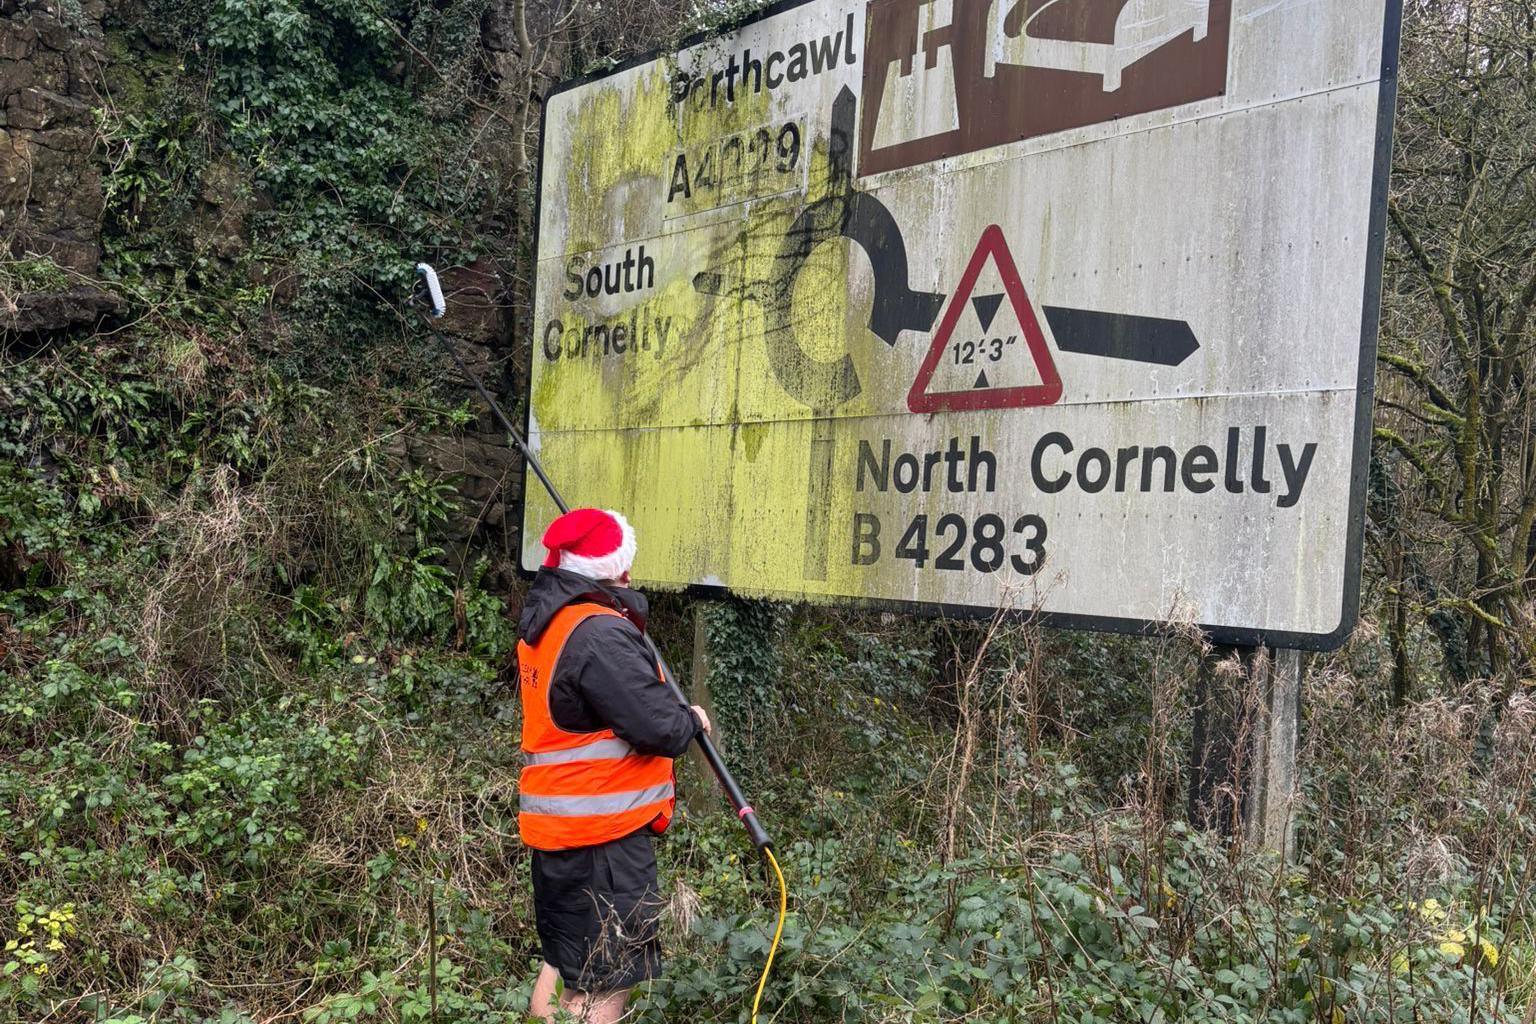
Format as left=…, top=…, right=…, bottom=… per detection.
left=907, top=225, right=1062, bottom=413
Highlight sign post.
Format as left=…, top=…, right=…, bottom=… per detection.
left=1189, top=645, right=1303, bottom=854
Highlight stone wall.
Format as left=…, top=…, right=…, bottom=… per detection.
left=1, top=0, right=124, bottom=331
left=2, top=0, right=106, bottom=271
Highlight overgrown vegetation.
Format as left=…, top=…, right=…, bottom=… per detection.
left=1374, top=1, right=1536, bottom=693
left=3, top=0, right=1536, bottom=1020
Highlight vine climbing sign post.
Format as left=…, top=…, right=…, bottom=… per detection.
left=525, top=0, right=1403, bottom=852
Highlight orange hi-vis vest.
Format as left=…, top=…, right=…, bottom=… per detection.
left=517, top=602, right=676, bottom=851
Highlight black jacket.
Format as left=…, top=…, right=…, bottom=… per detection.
left=518, top=568, right=700, bottom=758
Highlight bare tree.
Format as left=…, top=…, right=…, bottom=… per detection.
left=1373, top=0, right=1536, bottom=696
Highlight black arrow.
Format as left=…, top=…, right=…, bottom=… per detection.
left=974, top=369, right=990, bottom=389
left=1042, top=307, right=1200, bottom=366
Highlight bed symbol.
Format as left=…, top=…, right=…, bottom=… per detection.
left=983, top=0, right=1212, bottom=92
left=858, top=0, right=1230, bottom=175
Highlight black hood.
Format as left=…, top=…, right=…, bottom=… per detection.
left=518, top=567, right=650, bottom=644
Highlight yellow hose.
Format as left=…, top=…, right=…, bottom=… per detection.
left=750, top=846, right=788, bottom=1023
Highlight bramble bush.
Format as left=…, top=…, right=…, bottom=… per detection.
left=4, top=299, right=1533, bottom=1017
left=4, top=329, right=1535, bottom=1019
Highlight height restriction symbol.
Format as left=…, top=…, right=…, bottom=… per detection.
left=907, top=224, right=1063, bottom=413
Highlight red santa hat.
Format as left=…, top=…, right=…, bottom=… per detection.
left=541, top=508, right=637, bottom=581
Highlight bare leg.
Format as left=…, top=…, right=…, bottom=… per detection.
left=562, top=987, right=631, bottom=1024
left=529, top=961, right=563, bottom=1021
left=530, top=964, right=630, bottom=1024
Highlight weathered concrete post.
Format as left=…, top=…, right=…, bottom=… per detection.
left=1189, top=646, right=1302, bottom=858
left=1243, top=647, right=1302, bottom=855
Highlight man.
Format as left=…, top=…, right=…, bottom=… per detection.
left=517, top=507, right=711, bottom=1023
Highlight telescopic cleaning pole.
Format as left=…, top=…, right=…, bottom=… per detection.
left=410, top=263, right=772, bottom=851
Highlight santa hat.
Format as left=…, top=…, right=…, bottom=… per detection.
left=541, top=508, right=637, bottom=581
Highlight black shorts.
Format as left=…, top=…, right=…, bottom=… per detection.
left=531, top=831, right=663, bottom=993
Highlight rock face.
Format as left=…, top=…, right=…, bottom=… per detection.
left=1, top=0, right=109, bottom=273
left=398, top=260, right=527, bottom=574
left=405, top=428, right=522, bottom=546
left=1, top=283, right=124, bottom=333
left=2, top=0, right=529, bottom=575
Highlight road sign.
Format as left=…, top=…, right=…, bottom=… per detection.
left=523, top=0, right=1402, bottom=650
